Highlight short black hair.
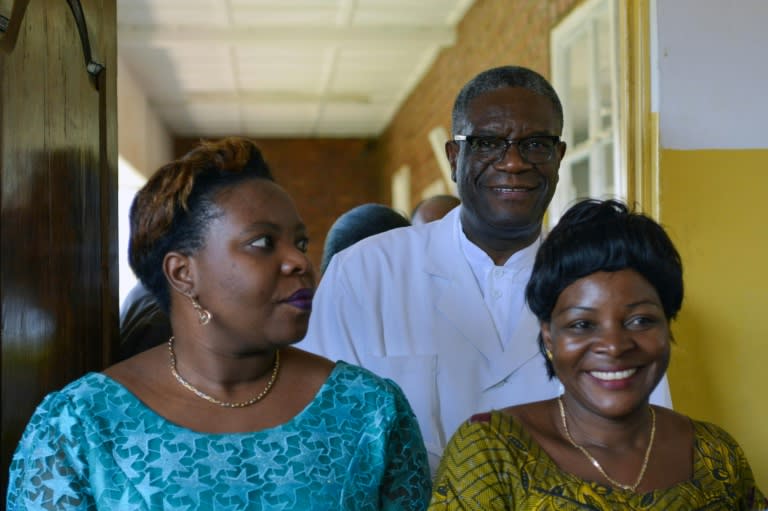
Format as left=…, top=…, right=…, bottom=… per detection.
left=452, top=65, right=563, bottom=136
left=321, top=203, right=410, bottom=273
left=525, top=199, right=684, bottom=378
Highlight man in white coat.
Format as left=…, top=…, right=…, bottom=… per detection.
left=301, top=66, right=672, bottom=473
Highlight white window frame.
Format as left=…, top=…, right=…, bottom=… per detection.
left=391, top=164, right=411, bottom=216
left=549, top=0, right=622, bottom=228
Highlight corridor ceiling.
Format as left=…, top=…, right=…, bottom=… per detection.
left=117, top=0, right=475, bottom=137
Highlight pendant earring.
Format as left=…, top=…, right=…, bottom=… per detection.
left=546, top=348, right=553, bottom=360
left=189, top=295, right=212, bottom=325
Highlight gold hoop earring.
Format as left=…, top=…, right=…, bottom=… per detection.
left=189, top=295, right=212, bottom=325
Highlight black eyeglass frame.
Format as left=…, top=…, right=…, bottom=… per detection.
left=453, top=134, right=562, bottom=164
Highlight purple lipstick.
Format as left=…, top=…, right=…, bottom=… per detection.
left=283, top=288, right=314, bottom=311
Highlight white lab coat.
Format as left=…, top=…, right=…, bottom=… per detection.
left=301, top=207, right=672, bottom=473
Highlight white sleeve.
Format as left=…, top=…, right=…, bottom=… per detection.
left=300, top=253, right=368, bottom=365
left=649, top=373, right=673, bottom=408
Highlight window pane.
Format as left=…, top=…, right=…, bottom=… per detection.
left=603, top=141, right=615, bottom=195
left=567, top=30, right=590, bottom=145
left=597, top=11, right=613, bottom=131
left=572, top=158, right=591, bottom=199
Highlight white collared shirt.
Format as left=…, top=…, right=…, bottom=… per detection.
left=302, top=206, right=673, bottom=475
left=459, top=224, right=539, bottom=350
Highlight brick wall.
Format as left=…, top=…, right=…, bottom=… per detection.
left=174, top=138, right=381, bottom=272
left=373, top=0, right=581, bottom=208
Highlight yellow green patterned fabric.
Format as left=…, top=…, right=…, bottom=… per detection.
left=7, top=361, right=431, bottom=510
left=429, top=411, right=766, bottom=510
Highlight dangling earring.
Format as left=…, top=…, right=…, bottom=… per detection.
left=189, top=295, right=212, bottom=325
left=546, top=348, right=553, bottom=360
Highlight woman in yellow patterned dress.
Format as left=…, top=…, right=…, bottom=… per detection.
left=429, top=199, right=766, bottom=510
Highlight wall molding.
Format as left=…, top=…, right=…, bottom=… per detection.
left=618, top=0, right=660, bottom=219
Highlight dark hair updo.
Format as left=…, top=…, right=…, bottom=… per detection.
left=128, top=137, right=274, bottom=312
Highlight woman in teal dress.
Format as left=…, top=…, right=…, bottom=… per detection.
left=429, top=199, right=766, bottom=510
left=7, top=137, right=430, bottom=510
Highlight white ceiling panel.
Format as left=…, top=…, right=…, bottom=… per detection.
left=353, top=1, right=467, bottom=26
left=235, top=47, right=331, bottom=93
left=316, top=103, right=393, bottom=136
left=330, top=47, right=429, bottom=96
left=242, top=103, right=320, bottom=135
left=229, top=1, right=342, bottom=26
left=118, top=0, right=475, bottom=137
left=161, top=103, right=243, bottom=136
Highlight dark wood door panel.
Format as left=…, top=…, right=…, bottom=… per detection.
left=1, top=0, right=117, bottom=500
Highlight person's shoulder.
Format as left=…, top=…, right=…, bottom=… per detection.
left=23, top=373, right=113, bottom=429
left=46, top=372, right=111, bottom=404
left=462, top=409, right=519, bottom=434
left=120, top=283, right=159, bottom=317
left=331, top=361, right=408, bottom=400
left=462, top=401, right=552, bottom=441
left=443, top=410, right=524, bottom=453
left=333, top=360, right=395, bottom=386
left=468, top=411, right=494, bottom=424
left=690, top=417, right=743, bottom=448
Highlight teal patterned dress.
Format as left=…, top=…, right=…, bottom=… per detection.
left=7, top=361, right=431, bottom=510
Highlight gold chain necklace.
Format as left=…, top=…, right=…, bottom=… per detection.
left=168, top=336, right=280, bottom=408
left=558, top=396, right=655, bottom=492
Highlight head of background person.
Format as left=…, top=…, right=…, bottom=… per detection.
left=128, top=136, right=315, bottom=345
left=320, top=203, right=410, bottom=274
left=446, top=65, right=567, bottom=263
left=118, top=281, right=172, bottom=360
left=410, top=194, right=461, bottom=225
left=525, top=199, right=683, bottom=405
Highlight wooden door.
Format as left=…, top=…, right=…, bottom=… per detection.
left=0, top=0, right=117, bottom=498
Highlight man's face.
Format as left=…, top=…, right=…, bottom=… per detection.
left=446, top=87, right=566, bottom=241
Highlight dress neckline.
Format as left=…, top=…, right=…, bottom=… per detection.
left=92, top=361, right=351, bottom=438
left=492, top=410, right=701, bottom=496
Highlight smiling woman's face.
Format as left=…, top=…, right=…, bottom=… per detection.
left=542, top=269, right=671, bottom=419
left=189, top=179, right=316, bottom=351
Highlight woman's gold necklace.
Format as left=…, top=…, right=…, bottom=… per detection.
left=558, top=396, right=655, bottom=492
left=168, top=336, right=280, bottom=408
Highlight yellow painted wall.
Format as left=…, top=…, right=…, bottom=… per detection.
left=661, top=148, right=768, bottom=489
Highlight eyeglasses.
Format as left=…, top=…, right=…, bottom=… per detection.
left=453, top=134, right=561, bottom=164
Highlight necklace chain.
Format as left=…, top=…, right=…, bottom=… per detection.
left=168, top=336, right=280, bottom=408
left=558, top=396, right=655, bottom=492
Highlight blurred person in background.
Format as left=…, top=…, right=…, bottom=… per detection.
left=320, top=203, right=410, bottom=274
left=410, top=195, right=460, bottom=225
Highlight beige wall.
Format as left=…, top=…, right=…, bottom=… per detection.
left=661, top=150, right=768, bottom=488
left=117, top=57, right=173, bottom=178
left=655, top=0, right=768, bottom=488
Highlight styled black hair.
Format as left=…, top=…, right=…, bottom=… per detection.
left=525, top=199, right=684, bottom=378
left=321, top=203, right=410, bottom=273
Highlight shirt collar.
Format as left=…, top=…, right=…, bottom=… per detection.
left=457, top=210, right=541, bottom=274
